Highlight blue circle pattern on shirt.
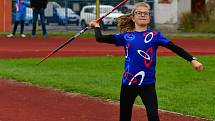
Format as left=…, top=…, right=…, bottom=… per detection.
left=124, top=33, right=136, bottom=41
left=114, top=30, right=170, bottom=85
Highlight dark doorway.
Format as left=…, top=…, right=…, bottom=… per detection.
left=191, top=0, right=205, bottom=14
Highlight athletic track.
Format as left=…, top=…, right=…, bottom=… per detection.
left=0, top=37, right=214, bottom=121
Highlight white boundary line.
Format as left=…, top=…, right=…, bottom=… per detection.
left=158, top=109, right=214, bottom=121
left=134, top=104, right=213, bottom=121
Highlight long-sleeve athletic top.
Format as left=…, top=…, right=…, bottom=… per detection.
left=94, top=27, right=194, bottom=85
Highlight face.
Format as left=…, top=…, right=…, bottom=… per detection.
left=132, top=6, right=150, bottom=27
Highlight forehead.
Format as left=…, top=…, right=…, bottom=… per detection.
left=134, top=6, right=149, bottom=12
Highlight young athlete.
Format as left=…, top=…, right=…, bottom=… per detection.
left=7, top=0, right=28, bottom=38
left=88, top=2, right=203, bottom=121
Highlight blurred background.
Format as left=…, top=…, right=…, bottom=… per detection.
left=7, top=0, right=215, bottom=33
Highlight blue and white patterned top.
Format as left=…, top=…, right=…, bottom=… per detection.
left=114, top=30, right=170, bottom=85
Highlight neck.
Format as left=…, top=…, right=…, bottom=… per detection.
left=134, top=24, right=147, bottom=32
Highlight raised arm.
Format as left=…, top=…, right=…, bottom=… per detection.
left=89, top=20, right=116, bottom=44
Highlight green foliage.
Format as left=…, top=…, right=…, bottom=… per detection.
left=196, top=17, right=215, bottom=33
left=179, top=12, right=210, bottom=32
left=179, top=0, right=215, bottom=33
left=179, top=12, right=196, bottom=32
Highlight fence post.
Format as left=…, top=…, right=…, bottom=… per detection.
left=65, top=0, right=69, bottom=30
left=96, top=0, right=100, bottom=19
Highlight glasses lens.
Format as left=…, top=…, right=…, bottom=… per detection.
left=135, top=11, right=149, bottom=16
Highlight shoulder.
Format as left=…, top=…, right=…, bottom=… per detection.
left=142, top=30, right=160, bottom=37
left=114, top=32, right=129, bottom=38
left=114, top=32, right=132, bottom=42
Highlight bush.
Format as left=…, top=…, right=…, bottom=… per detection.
left=179, top=13, right=215, bottom=33
left=196, top=17, right=215, bottom=33
left=179, top=12, right=208, bottom=32
left=179, top=12, right=196, bottom=32
left=179, top=0, right=215, bottom=33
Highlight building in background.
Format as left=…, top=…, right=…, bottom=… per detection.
left=154, top=0, right=209, bottom=31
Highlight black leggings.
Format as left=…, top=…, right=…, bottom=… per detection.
left=120, top=84, right=160, bottom=121
left=12, top=20, right=25, bottom=35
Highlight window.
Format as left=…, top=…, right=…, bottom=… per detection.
left=84, top=8, right=93, bottom=13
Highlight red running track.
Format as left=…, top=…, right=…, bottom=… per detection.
left=0, top=37, right=214, bottom=121
left=0, top=37, right=215, bottom=58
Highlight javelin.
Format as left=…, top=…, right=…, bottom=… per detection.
left=37, top=0, right=129, bottom=65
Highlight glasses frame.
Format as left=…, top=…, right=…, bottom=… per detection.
left=134, top=11, right=150, bottom=17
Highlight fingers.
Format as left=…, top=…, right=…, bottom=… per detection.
left=195, top=64, right=203, bottom=72
left=88, top=20, right=100, bottom=29
left=192, top=60, right=203, bottom=72
left=88, top=20, right=96, bottom=28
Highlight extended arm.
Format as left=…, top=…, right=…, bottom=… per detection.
left=162, top=41, right=193, bottom=62
left=162, top=42, right=203, bottom=72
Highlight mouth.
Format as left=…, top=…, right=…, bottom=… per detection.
left=139, top=19, right=147, bottom=21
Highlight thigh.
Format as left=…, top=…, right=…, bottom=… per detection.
left=139, top=84, right=160, bottom=121
left=120, top=86, right=138, bottom=121
left=33, top=9, right=38, bottom=21
left=39, top=9, right=45, bottom=20
left=120, top=86, right=138, bottom=106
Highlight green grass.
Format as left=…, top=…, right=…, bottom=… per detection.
left=0, top=56, right=214, bottom=120
left=1, top=31, right=215, bottom=39
left=166, top=33, right=215, bottom=39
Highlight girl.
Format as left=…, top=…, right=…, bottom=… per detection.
left=89, top=2, right=203, bottom=121
left=7, top=0, right=28, bottom=38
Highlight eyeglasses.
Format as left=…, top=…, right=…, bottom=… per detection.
left=134, top=11, right=150, bottom=17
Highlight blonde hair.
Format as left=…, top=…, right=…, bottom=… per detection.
left=117, top=2, right=151, bottom=33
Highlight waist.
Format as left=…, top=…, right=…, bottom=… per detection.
left=122, top=71, right=156, bottom=85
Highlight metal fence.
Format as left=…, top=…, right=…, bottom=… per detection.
left=12, top=0, right=154, bottom=33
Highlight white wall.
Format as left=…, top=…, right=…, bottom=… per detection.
left=177, top=0, right=191, bottom=20
left=154, top=0, right=178, bottom=24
